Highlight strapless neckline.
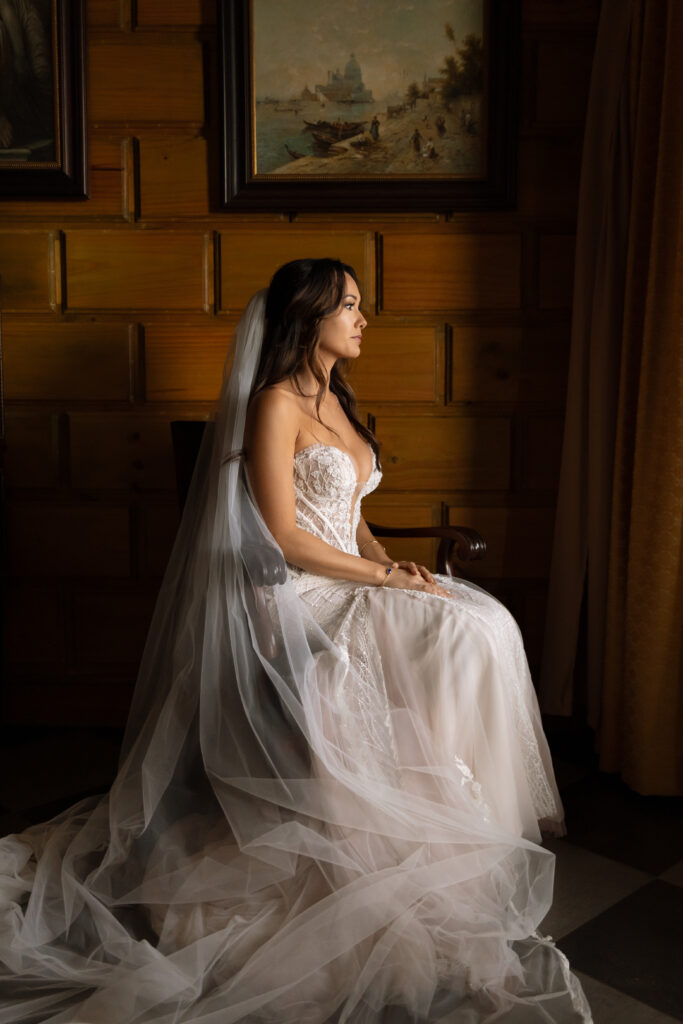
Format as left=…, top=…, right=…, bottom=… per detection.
left=294, top=442, right=375, bottom=486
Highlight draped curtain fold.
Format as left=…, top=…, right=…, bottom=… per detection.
left=540, top=0, right=683, bottom=795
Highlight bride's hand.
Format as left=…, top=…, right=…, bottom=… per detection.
left=395, top=560, right=436, bottom=584
left=382, top=565, right=452, bottom=598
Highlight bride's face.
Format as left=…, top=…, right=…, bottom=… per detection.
left=316, top=273, right=367, bottom=364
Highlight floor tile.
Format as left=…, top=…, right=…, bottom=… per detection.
left=560, top=773, right=683, bottom=875
left=540, top=838, right=650, bottom=939
left=574, top=972, right=682, bottom=1024
left=559, top=881, right=683, bottom=1020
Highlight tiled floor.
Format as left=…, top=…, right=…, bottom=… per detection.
left=0, top=725, right=681, bottom=1023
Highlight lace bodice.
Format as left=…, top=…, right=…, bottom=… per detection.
left=292, top=443, right=382, bottom=554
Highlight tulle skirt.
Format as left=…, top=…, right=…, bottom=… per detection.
left=0, top=575, right=591, bottom=1022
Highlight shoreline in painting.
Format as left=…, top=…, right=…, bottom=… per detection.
left=257, top=93, right=483, bottom=178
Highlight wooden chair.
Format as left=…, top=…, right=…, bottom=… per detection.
left=170, top=421, right=486, bottom=577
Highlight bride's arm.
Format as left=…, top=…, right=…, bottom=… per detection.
left=356, top=517, right=394, bottom=566
left=245, top=389, right=388, bottom=585
left=356, top=516, right=438, bottom=586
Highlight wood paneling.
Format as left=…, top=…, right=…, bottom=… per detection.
left=8, top=505, right=130, bottom=577
left=348, top=327, right=439, bottom=403
left=381, top=233, right=521, bottom=312
left=144, top=324, right=231, bottom=401
left=374, top=416, right=510, bottom=491
left=535, top=40, right=594, bottom=126
left=64, top=231, right=210, bottom=310
left=539, top=234, right=575, bottom=309
left=0, top=0, right=595, bottom=722
left=219, top=231, right=371, bottom=312
left=3, top=323, right=133, bottom=401
left=69, top=414, right=177, bottom=491
left=89, top=0, right=125, bottom=27
left=139, top=135, right=209, bottom=218
left=1, top=138, right=130, bottom=221
left=4, top=586, right=66, bottom=666
left=141, top=505, right=181, bottom=577
left=518, top=137, right=582, bottom=215
left=523, top=0, right=599, bottom=23
left=360, top=497, right=439, bottom=568
left=73, top=590, right=156, bottom=665
left=89, top=38, right=204, bottom=123
left=0, top=233, right=56, bottom=310
left=523, top=415, right=564, bottom=490
left=136, top=0, right=210, bottom=26
left=449, top=326, right=569, bottom=403
left=4, top=414, right=60, bottom=489
left=447, top=506, right=555, bottom=578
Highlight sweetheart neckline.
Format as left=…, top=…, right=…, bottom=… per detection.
left=293, top=442, right=377, bottom=487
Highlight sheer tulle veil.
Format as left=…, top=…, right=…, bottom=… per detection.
left=0, top=288, right=592, bottom=1022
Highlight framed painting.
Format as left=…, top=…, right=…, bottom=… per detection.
left=218, top=0, right=519, bottom=212
left=0, top=0, right=87, bottom=199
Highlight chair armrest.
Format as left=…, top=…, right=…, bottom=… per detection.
left=364, top=522, right=486, bottom=575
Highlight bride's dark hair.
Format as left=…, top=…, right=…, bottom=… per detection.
left=251, top=257, right=380, bottom=464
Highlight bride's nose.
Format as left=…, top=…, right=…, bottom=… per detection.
left=356, top=311, right=367, bottom=328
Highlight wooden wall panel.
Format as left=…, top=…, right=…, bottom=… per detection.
left=89, top=38, right=204, bottom=123
left=0, top=0, right=597, bottom=723
left=359, top=497, right=439, bottom=567
left=219, top=231, right=371, bottom=312
left=140, top=505, right=181, bottom=577
left=4, top=586, right=66, bottom=666
left=144, top=324, right=232, bottom=401
left=69, top=414, right=177, bottom=491
left=447, top=506, right=554, bottom=578
left=348, top=327, right=439, bottom=403
left=89, top=0, right=125, bottom=27
left=4, top=414, right=59, bottom=489
left=136, top=0, right=209, bottom=26
left=381, top=233, right=521, bottom=312
left=65, top=231, right=210, bottom=310
left=8, top=506, right=130, bottom=577
left=449, top=326, right=569, bottom=403
left=523, top=0, right=599, bottom=23
left=518, top=137, right=581, bottom=215
left=539, top=234, right=575, bottom=309
left=73, top=591, right=156, bottom=665
left=534, top=40, right=594, bottom=126
left=139, top=135, right=209, bottom=218
left=1, top=138, right=130, bottom=221
left=0, top=233, right=56, bottom=310
left=522, top=415, right=564, bottom=490
left=374, top=416, right=510, bottom=491
left=3, top=323, right=133, bottom=401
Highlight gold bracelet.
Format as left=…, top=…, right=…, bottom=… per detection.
left=359, top=539, right=384, bottom=557
left=379, top=566, right=393, bottom=586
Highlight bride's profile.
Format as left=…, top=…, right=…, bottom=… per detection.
left=0, top=257, right=592, bottom=1022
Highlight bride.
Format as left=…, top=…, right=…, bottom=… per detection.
left=0, top=258, right=591, bottom=1022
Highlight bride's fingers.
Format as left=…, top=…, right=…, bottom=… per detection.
left=418, top=566, right=436, bottom=584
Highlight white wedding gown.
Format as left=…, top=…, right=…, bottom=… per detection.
left=0, top=442, right=592, bottom=1023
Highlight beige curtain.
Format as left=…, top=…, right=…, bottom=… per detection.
left=540, top=0, right=683, bottom=794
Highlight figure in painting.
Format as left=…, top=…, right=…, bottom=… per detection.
left=0, top=0, right=53, bottom=156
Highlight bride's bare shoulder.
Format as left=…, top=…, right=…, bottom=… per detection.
left=246, top=385, right=301, bottom=440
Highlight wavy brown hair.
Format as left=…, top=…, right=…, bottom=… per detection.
left=250, top=258, right=379, bottom=465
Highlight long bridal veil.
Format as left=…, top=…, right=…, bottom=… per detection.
left=0, top=291, right=591, bottom=1023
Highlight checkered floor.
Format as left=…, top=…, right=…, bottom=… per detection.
left=0, top=725, right=681, bottom=1023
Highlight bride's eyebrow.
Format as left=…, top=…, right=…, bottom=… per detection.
left=343, top=294, right=361, bottom=303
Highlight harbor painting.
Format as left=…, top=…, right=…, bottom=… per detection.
left=251, top=0, right=486, bottom=179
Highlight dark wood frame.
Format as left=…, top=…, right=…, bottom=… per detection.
left=0, top=0, right=88, bottom=200
left=217, top=0, right=519, bottom=213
